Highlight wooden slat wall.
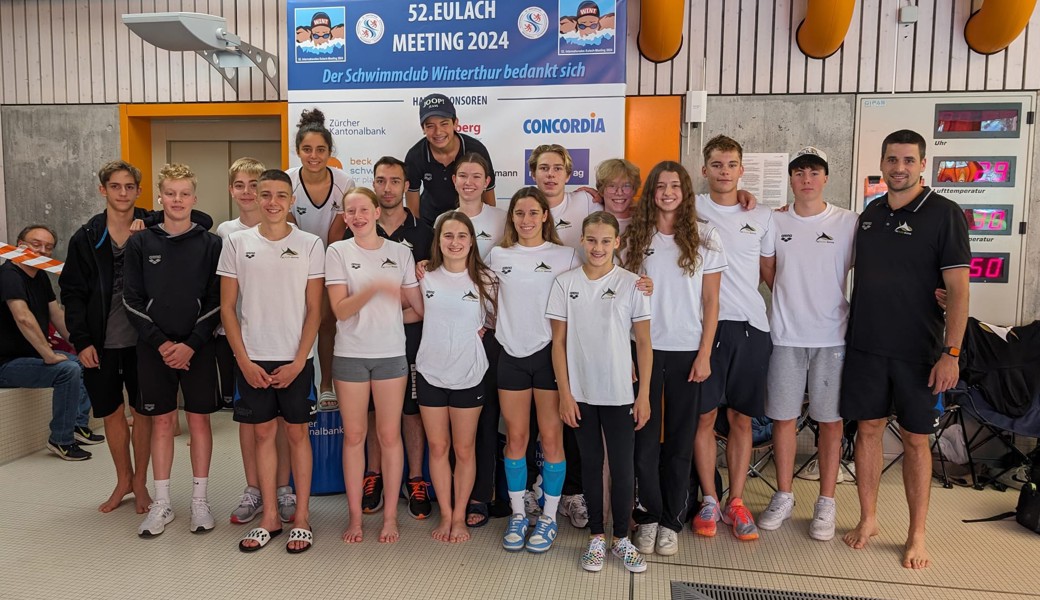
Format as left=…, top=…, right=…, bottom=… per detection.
left=631, top=0, right=1040, bottom=95
left=0, top=0, right=285, bottom=104
left=0, top=1, right=1038, bottom=104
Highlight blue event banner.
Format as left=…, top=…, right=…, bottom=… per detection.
left=288, top=0, right=627, bottom=91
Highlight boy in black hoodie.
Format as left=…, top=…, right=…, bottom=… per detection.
left=123, top=163, right=222, bottom=538
left=61, top=160, right=213, bottom=515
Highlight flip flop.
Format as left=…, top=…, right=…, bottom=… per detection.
left=238, top=527, right=283, bottom=553
left=286, top=528, right=314, bottom=554
left=466, top=502, right=490, bottom=528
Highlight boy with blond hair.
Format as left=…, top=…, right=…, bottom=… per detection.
left=124, top=163, right=223, bottom=537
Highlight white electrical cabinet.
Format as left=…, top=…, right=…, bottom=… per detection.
left=853, top=92, right=1035, bottom=326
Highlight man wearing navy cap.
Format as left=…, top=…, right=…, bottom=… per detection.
left=405, top=94, right=497, bottom=226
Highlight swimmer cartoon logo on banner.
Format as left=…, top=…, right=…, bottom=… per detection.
left=294, top=7, right=346, bottom=63
left=287, top=0, right=626, bottom=90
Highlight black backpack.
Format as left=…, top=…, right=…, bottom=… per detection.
left=964, top=464, right=1040, bottom=533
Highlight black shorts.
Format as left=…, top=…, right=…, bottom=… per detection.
left=497, top=344, right=558, bottom=391
left=700, top=320, right=772, bottom=417
left=840, top=347, right=943, bottom=435
left=233, top=358, right=317, bottom=425
left=82, top=346, right=139, bottom=419
left=215, top=334, right=237, bottom=408
left=416, top=374, right=485, bottom=409
left=136, top=340, right=220, bottom=416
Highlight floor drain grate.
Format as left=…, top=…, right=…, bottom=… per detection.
left=671, top=582, right=884, bottom=600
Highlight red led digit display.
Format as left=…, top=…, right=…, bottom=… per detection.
left=968, top=253, right=1009, bottom=284
left=963, top=208, right=1008, bottom=231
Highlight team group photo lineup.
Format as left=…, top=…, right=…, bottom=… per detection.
left=2, top=92, right=973, bottom=573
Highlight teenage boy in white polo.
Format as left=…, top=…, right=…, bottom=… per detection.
left=757, top=147, right=858, bottom=541
left=220, top=169, right=325, bottom=553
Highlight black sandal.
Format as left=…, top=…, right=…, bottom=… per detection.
left=466, top=502, right=490, bottom=528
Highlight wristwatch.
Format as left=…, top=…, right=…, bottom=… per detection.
left=942, top=346, right=961, bottom=358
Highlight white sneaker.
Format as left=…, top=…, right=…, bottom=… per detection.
left=190, top=498, right=215, bottom=533
left=840, top=460, right=856, bottom=483
left=611, top=536, right=648, bottom=573
left=808, top=497, right=837, bottom=541
left=797, top=459, right=844, bottom=483
left=523, top=490, right=542, bottom=525
left=138, top=501, right=175, bottom=537
left=655, top=526, right=679, bottom=556
left=633, top=522, right=658, bottom=555
left=758, top=491, right=795, bottom=531
left=559, top=494, right=589, bottom=528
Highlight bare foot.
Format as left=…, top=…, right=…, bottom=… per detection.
left=287, top=520, right=312, bottom=552
left=379, top=518, right=400, bottom=543
left=98, top=483, right=133, bottom=513
left=843, top=519, right=880, bottom=549
left=449, top=519, right=470, bottom=543
left=432, top=516, right=452, bottom=542
left=902, top=536, right=931, bottom=569
left=342, top=520, right=363, bottom=543
left=133, top=482, right=152, bottom=514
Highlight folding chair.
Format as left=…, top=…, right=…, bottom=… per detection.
left=936, top=383, right=1040, bottom=491
left=790, top=400, right=857, bottom=483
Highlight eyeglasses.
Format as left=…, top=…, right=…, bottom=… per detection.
left=577, top=23, right=601, bottom=30
left=605, top=183, right=633, bottom=193
left=311, top=33, right=331, bottom=40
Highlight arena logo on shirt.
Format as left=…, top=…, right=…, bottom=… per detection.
left=501, top=266, right=513, bottom=274
left=245, top=251, right=256, bottom=258
left=148, top=255, right=162, bottom=264
left=780, top=234, right=792, bottom=242
left=425, top=290, right=435, bottom=298
left=569, top=291, right=579, bottom=299
left=351, top=262, right=362, bottom=269
left=643, top=247, right=655, bottom=256
left=296, top=206, right=308, bottom=215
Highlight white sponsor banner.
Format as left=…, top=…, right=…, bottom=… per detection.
left=288, top=84, right=625, bottom=197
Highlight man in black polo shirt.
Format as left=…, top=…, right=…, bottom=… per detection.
left=405, top=93, right=496, bottom=226
left=840, top=129, right=970, bottom=570
left=0, top=225, right=101, bottom=462
left=347, top=156, right=437, bottom=519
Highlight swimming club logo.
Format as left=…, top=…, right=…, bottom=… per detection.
left=556, top=219, right=573, bottom=230
left=895, top=222, right=913, bottom=236
left=535, top=262, right=553, bottom=272
left=294, top=7, right=346, bottom=64
left=600, top=288, right=616, bottom=299
left=281, top=247, right=300, bottom=258
left=381, top=258, right=399, bottom=269
left=816, top=232, right=834, bottom=244
left=559, top=0, right=617, bottom=56
left=462, top=291, right=480, bottom=302
left=399, top=239, right=414, bottom=249
left=739, top=223, right=757, bottom=234
left=518, top=7, right=549, bottom=40
left=356, top=13, right=385, bottom=45
left=476, top=231, right=492, bottom=240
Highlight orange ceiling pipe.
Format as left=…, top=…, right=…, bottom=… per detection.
left=796, top=0, right=855, bottom=59
left=638, top=0, right=684, bottom=63
left=965, top=0, right=1037, bottom=55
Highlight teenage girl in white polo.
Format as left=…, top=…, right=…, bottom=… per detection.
left=288, top=108, right=356, bottom=408
left=326, top=187, right=423, bottom=545
left=548, top=211, right=653, bottom=573
left=416, top=211, right=497, bottom=542
left=485, top=187, right=579, bottom=553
